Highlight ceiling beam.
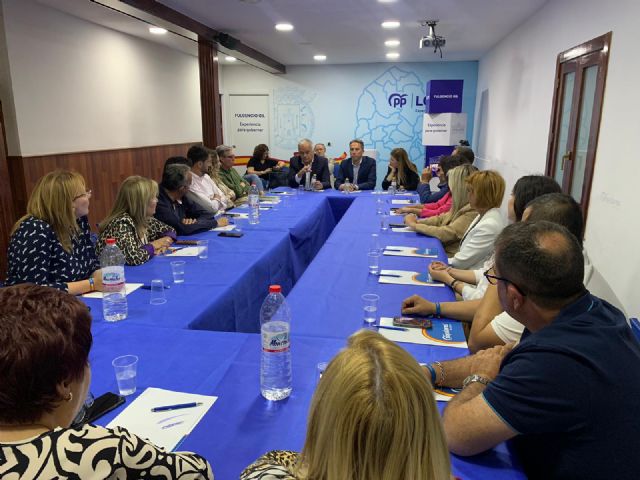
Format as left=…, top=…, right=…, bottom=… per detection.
left=119, top=0, right=286, bottom=73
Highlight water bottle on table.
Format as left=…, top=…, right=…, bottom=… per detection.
left=389, top=180, right=397, bottom=195
left=311, top=174, right=317, bottom=190
left=260, top=285, right=292, bottom=401
left=344, top=177, right=351, bottom=193
left=248, top=183, right=260, bottom=225
left=100, top=238, right=128, bottom=322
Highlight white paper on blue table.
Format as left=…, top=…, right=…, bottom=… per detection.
left=376, top=317, right=467, bottom=349
left=107, top=387, right=217, bottom=451
left=83, top=283, right=143, bottom=299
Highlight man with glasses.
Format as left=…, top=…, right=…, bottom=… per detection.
left=427, top=221, right=640, bottom=479
left=288, top=138, right=331, bottom=190
left=155, top=163, right=226, bottom=235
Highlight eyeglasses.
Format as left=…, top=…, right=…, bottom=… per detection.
left=73, top=190, right=92, bottom=201
left=484, top=269, right=526, bottom=296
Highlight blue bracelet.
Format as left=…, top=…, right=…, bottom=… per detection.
left=435, top=302, right=441, bottom=318
left=425, top=363, right=437, bottom=384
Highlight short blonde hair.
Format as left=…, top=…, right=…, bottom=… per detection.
left=100, top=176, right=158, bottom=238
left=298, top=330, right=451, bottom=480
left=466, top=170, right=505, bottom=209
left=12, top=170, right=86, bottom=252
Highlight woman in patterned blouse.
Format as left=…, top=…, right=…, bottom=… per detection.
left=98, top=176, right=176, bottom=265
left=0, top=284, right=213, bottom=480
left=6, top=169, right=102, bottom=294
left=241, top=330, right=451, bottom=480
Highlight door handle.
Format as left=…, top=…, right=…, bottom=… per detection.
left=561, top=151, right=572, bottom=170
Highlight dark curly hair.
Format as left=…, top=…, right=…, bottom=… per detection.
left=0, top=285, right=92, bottom=423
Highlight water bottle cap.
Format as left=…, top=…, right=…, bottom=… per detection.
left=269, top=285, right=282, bottom=293
left=106, top=238, right=116, bottom=245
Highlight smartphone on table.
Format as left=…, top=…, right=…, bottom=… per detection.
left=392, top=316, right=433, bottom=329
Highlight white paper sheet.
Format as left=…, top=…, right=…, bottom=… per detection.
left=107, top=387, right=217, bottom=451
left=163, top=246, right=200, bottom=256
left=391, top=226, right=414, bottom=233
left=83, top=283, right=143, bottom=299
left=227, top=213, right=248, bottom=219
left=378, top=269, right=445, bottom=287
left=383, top=246, right=438, bottom=258
left=212, top=224, right=237, bottom=232
left=391, top=199, right=414, bottom=205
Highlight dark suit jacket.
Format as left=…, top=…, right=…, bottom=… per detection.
left=334, top=156, right=376, bottom=190
left=155, top=187, right=218, bottom=235
left=381, top=166, right=420, bottom=191
left=287, top=155, right=331, bottom=189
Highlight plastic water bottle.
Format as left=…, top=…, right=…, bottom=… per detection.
left=344, top=177, right=351, bottom=194
left=260, top=285, right=292, bottom=401
left=311, top=174, right=317, bottom=190
left=389, top=180, right=397, bottom=195
left=248, top=183, right=260, bottom=225
left=100, top=238, right=128, bottom=322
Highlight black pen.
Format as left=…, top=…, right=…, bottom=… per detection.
left=371, top=325, right=408, bottom=331
left=151, top=402, right=203, bottom=412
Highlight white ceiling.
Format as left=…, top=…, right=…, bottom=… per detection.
left=41, top=0, right=548, bottom=67
left=158, top=0, right=549, bottom=64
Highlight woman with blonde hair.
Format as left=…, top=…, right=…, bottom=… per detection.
left=6, top=169, right=102, bottom=294
left=98, top=176, right=176, bottom=265
left=208, top=148, right=245, bottom=206
left=241, top=329, right=451, bottom=480
left=404, top=164, right=478, bottom=256
left=382, top=147, right=420, bottom=191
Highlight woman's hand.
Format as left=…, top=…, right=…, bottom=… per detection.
left=404, top=213, right=418, bottom=227
left=429, top=263, right=454, bottom=284
left=217, top=217, right=230, bottom=227
left=182, top=218, right=197, bottom=225
left=151, top=236, right=173, bottom=254
left=429, top=260, right=449, bottom=271
left=401, top=294, right=434, bottom=316
left=91, top=270, right=104, bottom=292
left=421, top=167, right=432, bottom=183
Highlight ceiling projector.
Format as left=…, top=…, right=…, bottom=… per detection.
left=419, top=20, right=445, bottom=56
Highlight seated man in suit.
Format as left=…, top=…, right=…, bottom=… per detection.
left=334, top=139, right=376, bottom=191
left=288, top=138, right=331, bottom=190
left=155, top=163, right=227, bottom=235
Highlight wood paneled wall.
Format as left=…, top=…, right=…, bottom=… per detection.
left=6, top=142, right=196, bottom=246
left=0, top=103, right=15, bottom=280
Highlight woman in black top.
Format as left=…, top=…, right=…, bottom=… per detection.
left=6, top=169, right=102, bottom=295
left=247, top=144, right=287, bottom=189
left=381, top=147, right=420, bottom=191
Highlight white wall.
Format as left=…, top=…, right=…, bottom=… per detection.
left=474, top=0, right=640, bottom=316
left=220, top=61, right=479, bottom=187
left=1, top=0, right=201, bottom=156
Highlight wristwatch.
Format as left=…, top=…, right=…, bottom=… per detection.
left=462, top=374, right=491, bottom=389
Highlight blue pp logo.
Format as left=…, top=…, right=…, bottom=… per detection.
left=388, top=93, right=407, bottom=108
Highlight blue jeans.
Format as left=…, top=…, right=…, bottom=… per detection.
left=244, top=173, right=264, bottom=193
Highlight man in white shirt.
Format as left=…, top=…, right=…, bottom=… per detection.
left=468, top=193, right=626, bottom=352
left=187, top=145, right=232, bottom=214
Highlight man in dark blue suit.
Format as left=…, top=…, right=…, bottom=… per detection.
left=288, top=138, right=331, bottom=190
left=334, top=139, right=376, bottom=191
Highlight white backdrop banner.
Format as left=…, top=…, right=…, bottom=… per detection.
left=228, top=94, right=270, bottom=156
left=422, top=113, right=467, bottom=146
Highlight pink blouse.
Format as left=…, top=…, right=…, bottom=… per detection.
left=420, top=191, right=452, bottom=218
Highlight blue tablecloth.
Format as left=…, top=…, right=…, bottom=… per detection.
left=85, top=190, right=524, bottom=480
left=90, top=326, right=522, bottom=480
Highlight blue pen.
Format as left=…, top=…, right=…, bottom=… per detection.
left=371, top=325, right=408, bottom=332
left=151, top=402, right=203, bottom=412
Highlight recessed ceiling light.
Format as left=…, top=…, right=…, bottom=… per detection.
left=226, top=56, right=237, bottom=62
left=314, top=55, right=327, bottom=61
left=386, top=52, right=400, bottom=59
left=149, top=26, right=167, bottom=35
left=275, top=23, right=294, bottom=32
left=378, top=0, right=396, bottom=3
left=381, top=21, right=400, bottom=29
left=214, top=56, right=219, bottom=62
left=385, top=39, right=400, bottom=47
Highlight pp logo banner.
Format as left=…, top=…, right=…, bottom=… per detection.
left=388, top=93, right=408, bottom=108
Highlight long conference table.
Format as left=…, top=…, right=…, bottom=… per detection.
left=86, top=189, right=524, bottom=480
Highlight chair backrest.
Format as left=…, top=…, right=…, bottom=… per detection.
left=630, top=318, right=640, bottom=343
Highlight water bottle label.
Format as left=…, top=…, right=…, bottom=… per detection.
left=102, top=266, right=125, bottom=292
left=262, top=330, right=290, bottom=352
